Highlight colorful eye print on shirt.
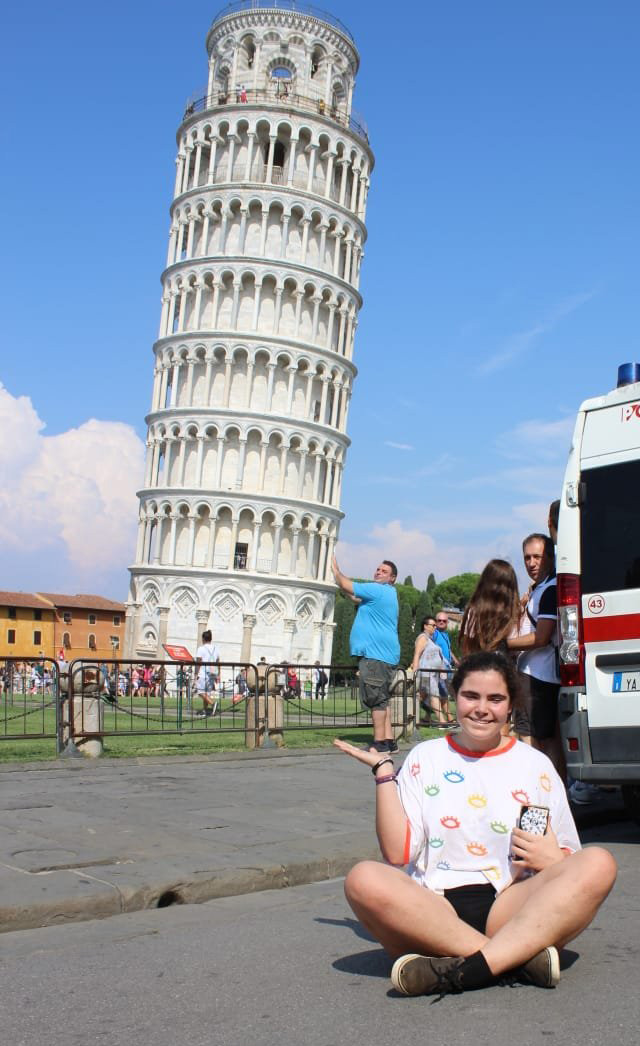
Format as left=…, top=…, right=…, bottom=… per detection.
left=436, top=860, right=451, bottom=870
left=467, top=793, right=488, bottom=809
left=485, top=866, right=501, bottom=882
left=410, top=762, right=421, bottom=777
left=490, top=820, right=509, bottom=834
left=428, top=837, right=444, bottom=848
left=539, top=773, right=552, bottom=793
left=443, top=769, right=465, bottom=783
left=440, top=815, right=461, bottom=829
left=466, top=842, right=488, bottom=857
left=511, top=789, right=531, bottom=804
left=424, top=784, right=440, bottom=797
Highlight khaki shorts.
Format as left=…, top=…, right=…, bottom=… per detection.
left=358, top=657, right=396, bottom=711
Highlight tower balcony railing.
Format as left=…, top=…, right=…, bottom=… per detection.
left=211, top=2, right=356, bottom=44
left=183, top=85, right=369, bottom=144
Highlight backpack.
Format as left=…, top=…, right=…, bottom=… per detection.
left=318, top=670, right=328, bottom=685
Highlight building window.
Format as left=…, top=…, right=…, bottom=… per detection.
left=7, top=629, right=15, bottom=644
left=34, top=609, right=42, bottom=621
left=8, top=607, right=16, bottom=619
left=88, top=634, right=97, bottom=650
left=63, top=612, right=72, bottom=624
left=63, top=632, right=71, bottom=649
left=88, top=613, right=97, bottom=625
left=110, top=636, right=120, bottom=650
left=234, top=542, right=248, bottom=570
left=34, top=630, right=42, bottom=645
left=113, top=615, right=121, bottom=626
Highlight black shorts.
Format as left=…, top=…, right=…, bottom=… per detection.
left=443, top=883, right=497, bottom=934
left=515, top=672, right=559, bottom=740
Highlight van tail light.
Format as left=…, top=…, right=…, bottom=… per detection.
left=557, top=573, right=585, bottom=686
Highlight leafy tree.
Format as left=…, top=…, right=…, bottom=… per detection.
left=414, top=590, right=434, bottom=637
left=395, top=582, right=421, bottom=614
left=403, top=575, right=414, bottom=588
left=331, top=593, right=357, bottom=669
left=427, top=573, right=437, bottom=592
left=397, top=600, right=415, bottom=668
left=432, top=573, right=480, bottom=611
left=449, top=626, right=461, bottom=660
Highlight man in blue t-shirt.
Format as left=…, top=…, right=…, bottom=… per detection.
left=332, top=555, right=400, bottom=754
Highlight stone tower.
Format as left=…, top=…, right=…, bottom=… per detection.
left=125, top=1, right=373, bottom=666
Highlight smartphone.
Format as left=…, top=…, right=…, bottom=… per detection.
left=511, top=804, right=550, bottom=861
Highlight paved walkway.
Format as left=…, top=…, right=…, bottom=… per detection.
left=0, top=746, right=631, bottom=934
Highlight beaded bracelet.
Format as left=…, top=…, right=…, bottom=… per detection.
left=371, top=756, right=394, bottom=776
left=375, top=773, right=398, bottom=786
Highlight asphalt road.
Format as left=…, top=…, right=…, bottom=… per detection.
left=2, top=820, right=638, bottom=1046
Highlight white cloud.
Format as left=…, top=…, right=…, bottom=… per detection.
left=337, top=501, right=551, bottom=592
left=496, top=415, right=575, bottom=462
left=384, top=440, right=414, bottom=451
left=477, top=291, right=595, bottom=374
left=0, top=383, right=145, bottom=590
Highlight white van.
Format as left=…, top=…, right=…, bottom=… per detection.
left=556, top=363, right=640, bottom=823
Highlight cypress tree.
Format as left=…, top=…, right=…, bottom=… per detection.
left=397, top=600, right=414, bottom=668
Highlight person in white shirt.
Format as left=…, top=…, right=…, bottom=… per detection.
left=195, top=629, right=220, bottom=717
left=333, top=650, right=617, bottom=998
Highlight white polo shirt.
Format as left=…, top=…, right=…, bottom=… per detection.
left=518, top=574, right=559, bottom=684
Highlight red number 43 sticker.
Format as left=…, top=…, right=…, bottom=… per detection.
left=587, top=595, right=606, bottom=615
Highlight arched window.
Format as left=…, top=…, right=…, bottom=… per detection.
left=88, top=634, right=97, bottom=651
left=63, top=632, right=71, bottom=649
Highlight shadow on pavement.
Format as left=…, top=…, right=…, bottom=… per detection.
left=332, top=947, right=390, bottom=978
left=316, top=915, right=375, bottom=943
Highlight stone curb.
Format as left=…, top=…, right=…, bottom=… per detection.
left=0, top=846, right=379, bottom=936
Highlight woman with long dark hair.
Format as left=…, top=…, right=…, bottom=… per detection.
left=460, top=559, right=522, bottom=656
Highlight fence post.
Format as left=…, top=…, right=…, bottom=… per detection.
left=66, top=661, right=104, bottom=757
left=402, top=669, right=420, bottom=742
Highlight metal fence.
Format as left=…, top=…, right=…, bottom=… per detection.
left=263, top=663, right=417, bottom=741
left=65, top=659, right=261, bottom=749
left=0, top=658, right=62, bottom=750
left=0, top=655, right=444, bottom=756
left=412, top=666, right=457, bottom=727
left=183, top=85, right=369, bottom=143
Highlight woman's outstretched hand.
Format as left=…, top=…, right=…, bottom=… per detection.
left=333, top=738, right=386, bottom=769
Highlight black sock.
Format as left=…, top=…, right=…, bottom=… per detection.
left=457, top=951, right=495, bottom=990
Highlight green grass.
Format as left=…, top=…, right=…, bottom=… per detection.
left=0, top=691, right=441, bottom=763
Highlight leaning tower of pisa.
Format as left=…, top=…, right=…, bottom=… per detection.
left=125, top=1, right=374, bottom=666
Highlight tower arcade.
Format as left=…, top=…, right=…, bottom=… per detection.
left=125, top=2, right=374, bottom=665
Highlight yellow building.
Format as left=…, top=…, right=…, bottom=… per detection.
left=0, top=592, right=56, bottom=659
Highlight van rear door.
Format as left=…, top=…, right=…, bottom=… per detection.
left=580, top=420, right=640, bottom=762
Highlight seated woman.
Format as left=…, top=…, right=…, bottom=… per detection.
left=410, top=616, right=448, bottom=725
left=334, top=651, right=616, bottom=996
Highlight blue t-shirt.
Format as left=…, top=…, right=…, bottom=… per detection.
left=349, top=582, right=400, bottom=665
left=432, top=627, right=452, bottom=666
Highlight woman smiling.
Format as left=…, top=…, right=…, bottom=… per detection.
left=334, top=651, right=616, bottom=997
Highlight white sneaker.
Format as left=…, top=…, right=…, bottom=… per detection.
left=569, top=780, right=601, bottom=805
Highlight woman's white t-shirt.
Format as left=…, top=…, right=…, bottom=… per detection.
left=396, top=735, right=580, bottom=895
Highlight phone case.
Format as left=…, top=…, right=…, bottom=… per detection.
left=519, top=804, right=550, bottom=835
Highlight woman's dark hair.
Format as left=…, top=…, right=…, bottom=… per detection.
left=459, top=559, right=520, bottom=655
left=420, top=615, right=436, bottom=630
left=452, top=651, right=521, bottom=710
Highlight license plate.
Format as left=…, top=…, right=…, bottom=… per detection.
left=613, top=671, right=640, bottom=692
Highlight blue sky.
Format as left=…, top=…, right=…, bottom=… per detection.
left=1, top=1, right=638, bottom=597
